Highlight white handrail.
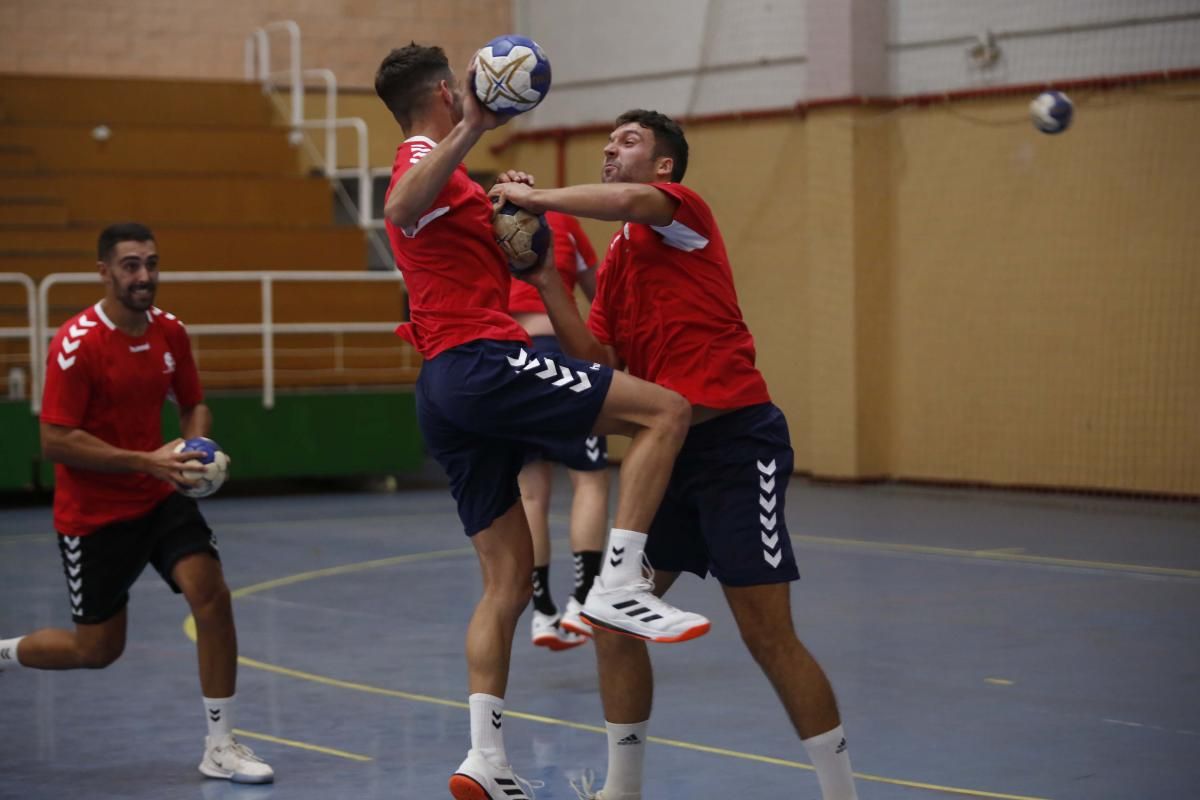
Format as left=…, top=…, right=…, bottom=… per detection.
left=304, top=68, right=338, bottom=175
left=37, top=271, right=407, bottom=412
left=0, top=272, right=38, bottom=409
left=244, top=22, right=382, bottom=242
left=312, top=118, right=372, bottom=227
left=244, top=20, right=303, bottom=129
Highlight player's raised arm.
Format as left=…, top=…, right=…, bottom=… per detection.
left=379, top=51, right=506, bottom=229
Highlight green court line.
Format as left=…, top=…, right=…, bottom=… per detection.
left=183, top=547, right=1054, bottom=800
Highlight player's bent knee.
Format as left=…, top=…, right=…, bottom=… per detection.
left=79, top=639, right=125, bottom=669
left=655, top=390, right=691, bottom=440
left=188, top=583, right=233, bottom=623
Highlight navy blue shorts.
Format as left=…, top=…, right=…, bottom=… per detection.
left=416, top=339, right=614, bottom=536
left=522, top=336, right=609, bottom=471
left=646, top=403, right=800, bottom=587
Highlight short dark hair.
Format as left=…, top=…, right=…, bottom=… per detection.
left=97, top=222, right=155, bottom=262
left=615, top=109, right=689, bottom=182
left=375, top=43, right=453, bottom=130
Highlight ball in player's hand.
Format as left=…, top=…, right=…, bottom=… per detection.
left=492, top=201, right=550, bottom=274
left=174, top=437, right=229, bottom=499
left=474, top=35, right=552, bottom=117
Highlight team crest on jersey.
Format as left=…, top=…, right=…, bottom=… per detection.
left=163, top=352, right=176, bottom=374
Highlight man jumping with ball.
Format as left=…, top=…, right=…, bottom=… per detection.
left=490, top=110, right=860, bottom=800
left=374, top=45, right=710, bottom=799
left=0, top=222, right=274, bottom=786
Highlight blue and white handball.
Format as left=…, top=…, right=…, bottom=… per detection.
left=474, top=35, right=551, bottom=117
left=1030, top=90, right=1073, bottom=134
left=174, top=436, right=229, bottom=499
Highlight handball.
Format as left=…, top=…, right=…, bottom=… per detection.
left=1030, top=90, right=1073, bottom=134
left=492, top=201, right=550, bottom=274
left=174, top=437, right=229, bottom=499
left=474, top=35, right=552, bottom=117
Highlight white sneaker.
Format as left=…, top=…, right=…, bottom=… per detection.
left=198, top=734, right=274, bottom=784
left=449, top=749, right=542, bottom=800
left=569, top=769, right=639, bottom=800
left=580, top=561, right=710, bottom=643
left=532, top=609, right=588, bottom=651
left=560, top=596, right=592, bottom=638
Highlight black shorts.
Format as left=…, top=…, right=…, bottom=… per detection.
left=646, top=403, right=801, bottom=587
left=57, top=493, right=219, bottom=624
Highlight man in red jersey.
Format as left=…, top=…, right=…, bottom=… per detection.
left=490, top=110, right=860, bottom=800
left=0, top=223, right=273, bottom=785
left=509, top=211, right=609, bottom=652
left=374, top=46, right=709, bottom=799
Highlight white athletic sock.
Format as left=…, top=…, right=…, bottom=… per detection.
left=599, top=529, right=647, bottom=587
left=469, top=693, right=507, bottom=765
left=602, top=720, right=648, bottom=799
left=0, top=637, right=24, bottom=670
left=203, top=695, right=235, bottom=741
left=802, top=724, right=858, bottom=800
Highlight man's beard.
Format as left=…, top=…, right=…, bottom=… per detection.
left=120, top=283, right=156, bottom=311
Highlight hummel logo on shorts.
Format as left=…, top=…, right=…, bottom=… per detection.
left=617, top=734, right=641, bottom=746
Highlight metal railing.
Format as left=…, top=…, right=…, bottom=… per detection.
left=36, top=271, right=410, bottom=413
left=0, top=272, right=38, bottom=404
left=244, top=21, right=377, bottom=231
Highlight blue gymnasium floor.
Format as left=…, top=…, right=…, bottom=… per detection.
left=1, top=475, right=1198, bottom=800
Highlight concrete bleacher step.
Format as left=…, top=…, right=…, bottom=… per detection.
left=0, top=197, right=68, bottom=225
left=0, top=146, right=37, bottom=172
left=0, top=123, right=301, bottom=176
left=0, top=225, right=367, bottom=272
left=0, top=173, right=333, bottom=226
left=0, top=75, right=277, bottom=128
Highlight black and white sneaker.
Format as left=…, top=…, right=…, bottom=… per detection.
left=581, top=563, right=710, bottom=643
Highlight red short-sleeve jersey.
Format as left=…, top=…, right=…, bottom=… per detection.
left=40, top=303, right=205, bottom=536
left=384, top=136, right=530, bottom=358
left=508, top=211, right=597, bottom=314
left=588, top=182, right=770, bottom=409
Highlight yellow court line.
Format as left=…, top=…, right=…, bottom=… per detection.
left=792, top=534, right=1200, bottom=579
left=184, top=547, right=1054, bottom=800
left=231, top=728, right=373, bottom=762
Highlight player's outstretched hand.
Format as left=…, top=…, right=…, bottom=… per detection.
left=488, top=180, right=543, bottom=214
left=493, top=169, right=536, bottom=187
left=147, top=438, right=203, bottom=488
left=462, top=54, right=509, bottom=133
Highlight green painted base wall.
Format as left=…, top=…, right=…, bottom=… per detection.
left=0, top=400, right=40, bottom=490
left=2, top=390, right=423, bottom=491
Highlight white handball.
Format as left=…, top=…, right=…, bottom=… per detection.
left=1030, top=90, right=1073, bottom=134
left=174, top=436, right=229, bottom=499
left=473, top=34, right=552, bottom=117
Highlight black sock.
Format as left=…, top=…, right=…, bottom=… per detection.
left=531, top=566, right=556, bottom=615
left=573, top=550, right=603, bottom=603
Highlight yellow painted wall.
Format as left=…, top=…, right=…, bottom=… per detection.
left=473, top=84, right=1200, bottom=495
